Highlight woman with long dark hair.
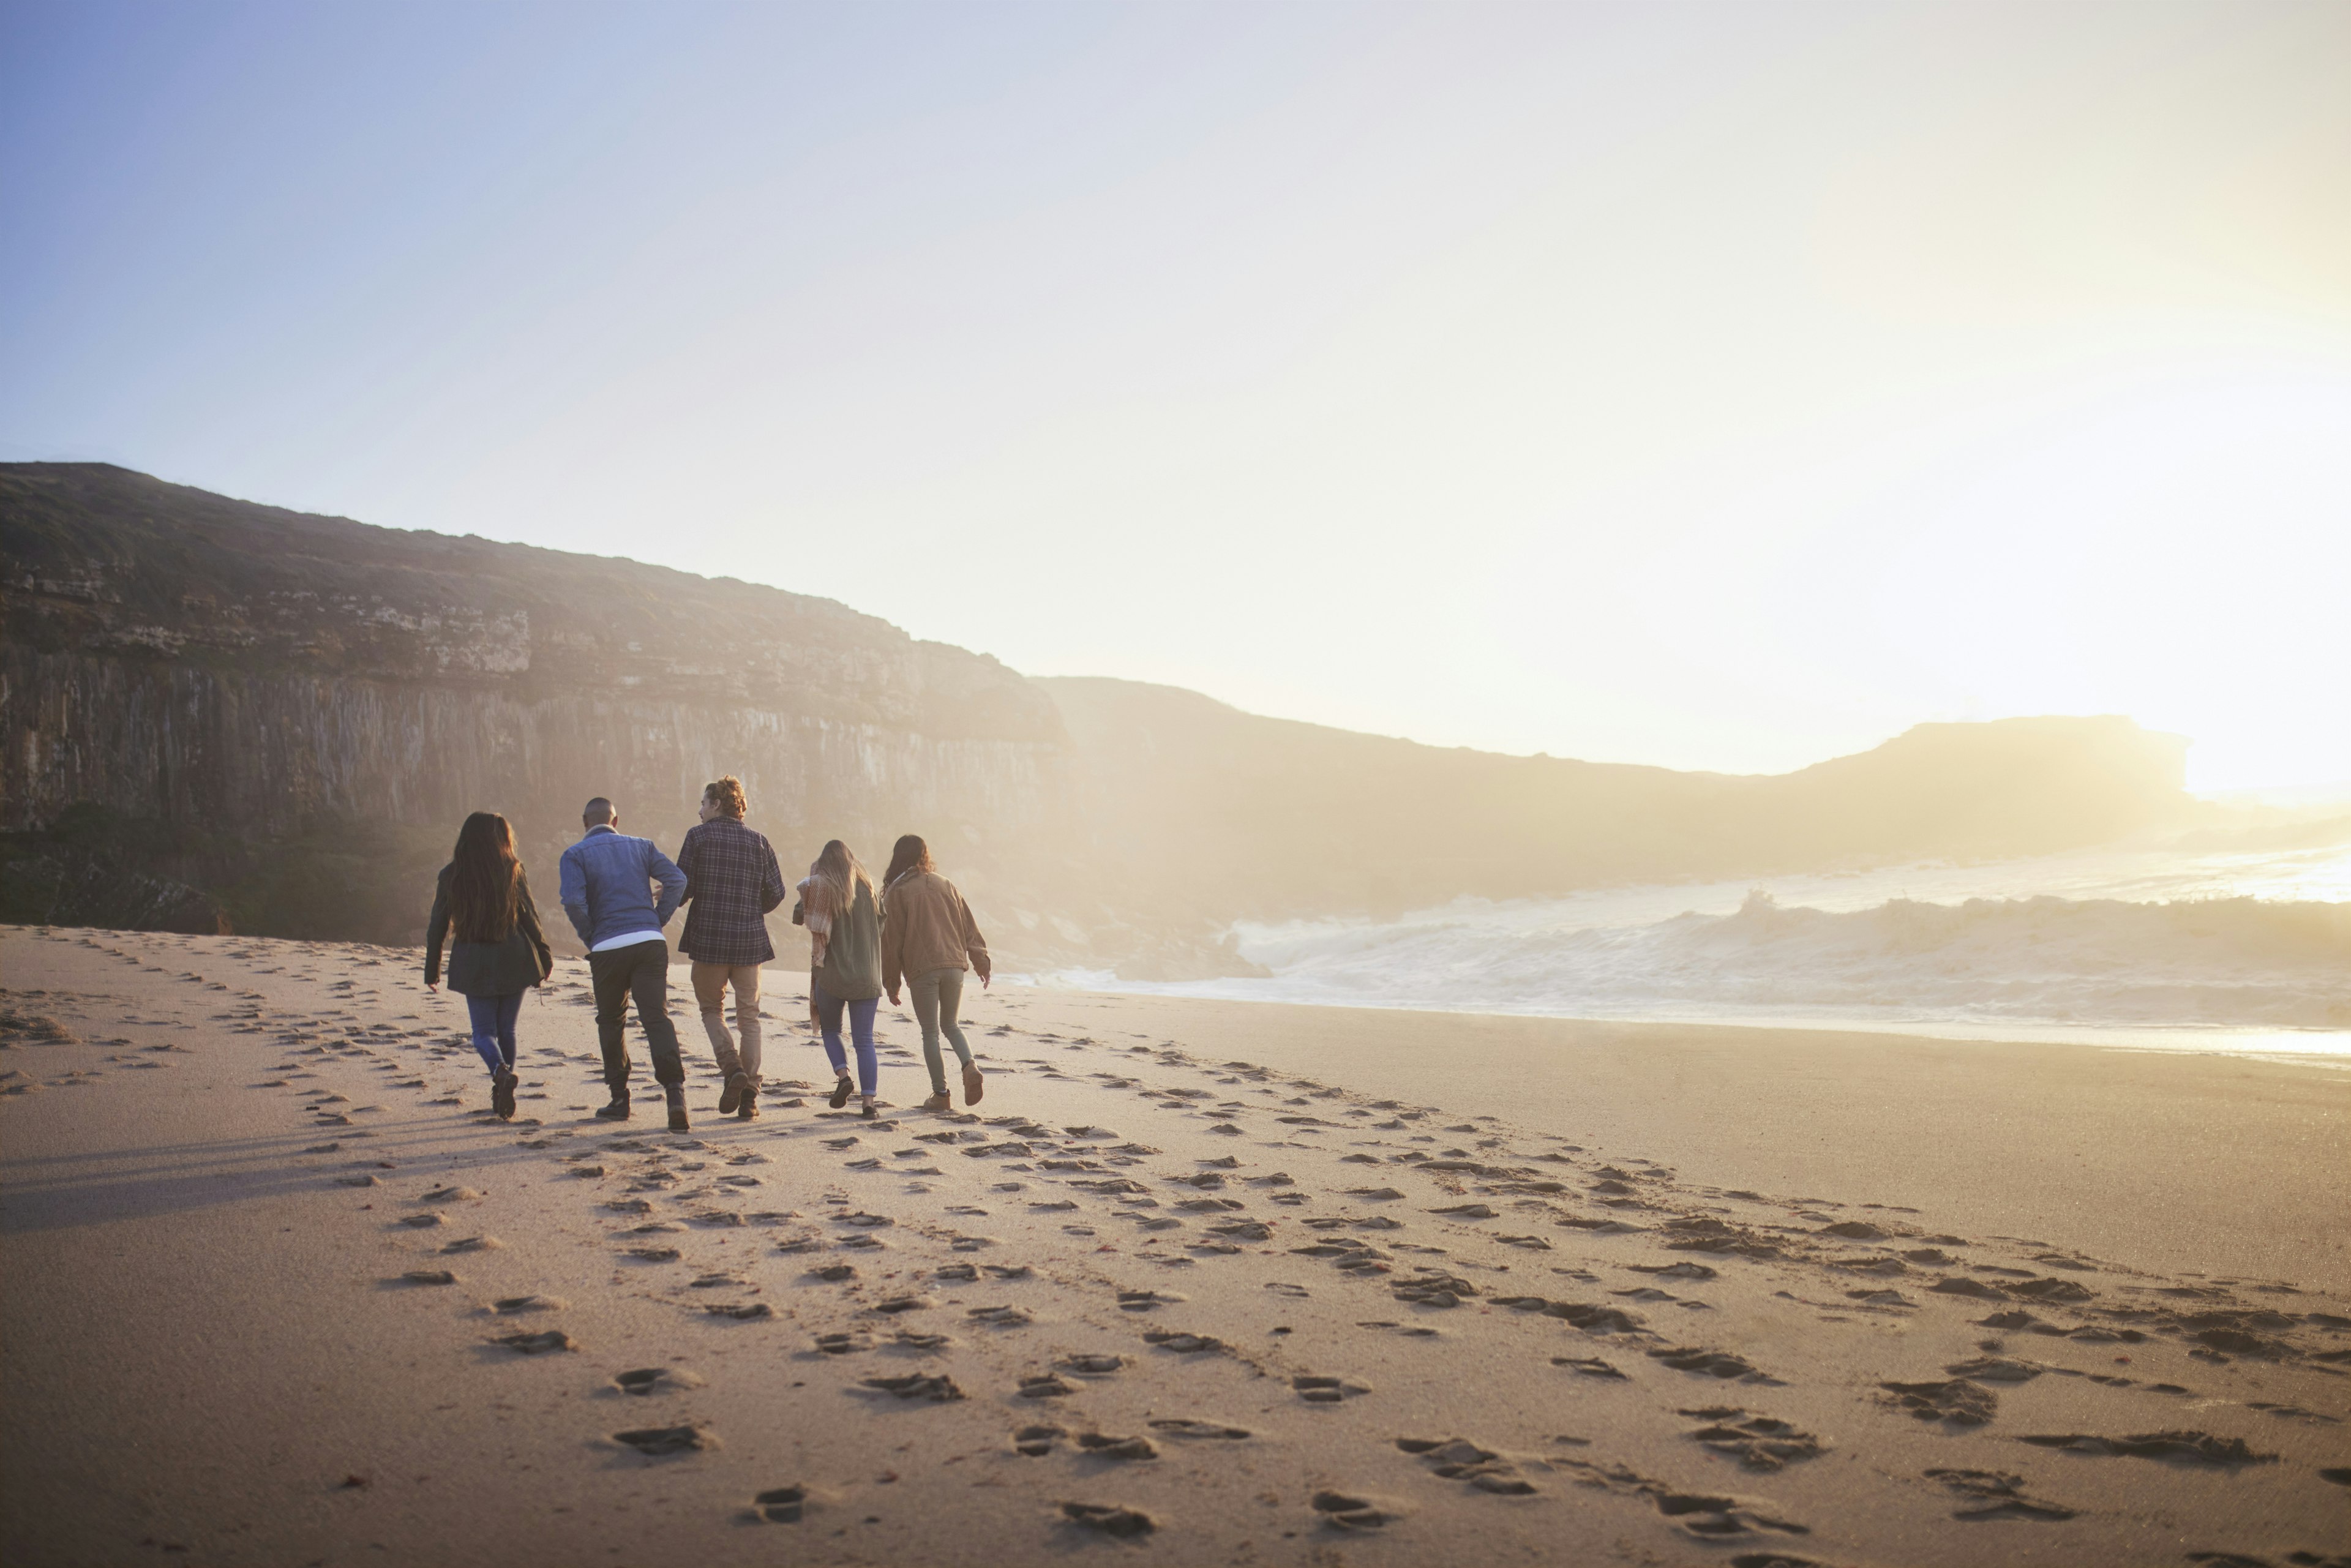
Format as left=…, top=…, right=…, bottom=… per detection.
left=425, top=811, right=553, bottom=1121
left=792, top=838, right=883, bottom=1118
left=879, top=834, right=991, bottom=1112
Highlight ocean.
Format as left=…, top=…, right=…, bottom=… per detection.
left=1035, top=823, right=2351, bottom=1060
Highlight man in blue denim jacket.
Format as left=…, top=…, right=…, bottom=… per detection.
left=559, top=796, right=691, bottom=1128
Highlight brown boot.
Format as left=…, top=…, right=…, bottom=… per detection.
left=666, top=1086, right=691, bottom=1133
left=962, top=1063, right=984, bottom=1106
left=920, top=1091, right=951, bottom=1112
left=718, top=1071, right=747, bottom=1116
left=737, top=1079, right=760, bottom=1120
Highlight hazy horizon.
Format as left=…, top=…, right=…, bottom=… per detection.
left=6, top=2, right=2346, bottom=791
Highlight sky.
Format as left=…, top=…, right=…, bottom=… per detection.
left=4, top=1, right=2347, bottom=792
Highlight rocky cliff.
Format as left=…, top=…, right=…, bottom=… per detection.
left=2, top=463, right=2207, bottom=975
left=1040, top=676, right=2200, bottom=929
left=1, top=463, right=1081, bottom=953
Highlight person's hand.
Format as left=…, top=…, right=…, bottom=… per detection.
left=425, top=982, right=438, bottom=995
left=980, top=970, right=992, bottom=992
left=888, top=991, right=901, bottom=1008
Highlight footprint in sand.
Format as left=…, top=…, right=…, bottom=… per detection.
left=860, top=1373, right=964, bottom=1401
left=1019, top=1375, right=1077, bottom=1398
left=1060, top=1502, right=1155, bottom=1537
left=1312, top=1491, right=1400, bottom=1530
left=1148, top=1418, right=1250, bottom=1440
left=1074, top=1432, right=1157, bottom=1461
left=1143, top=1330, right=1220, bottom=1354
left=441, top=1236, right=501, bottom=1254
left=613, top=1424, right=711, bottom=1455
left=1292, top=1375, right=1371, bottom=1405
left=613, top=1367, right=703, bottom=1396
left=489, top=1295, right=564, bottom=1315
left=750, top=1485, right=805, bottom=1523
left=1551, top=1352, right=1626, bottom=1376
left=1014, top=1424, right=1063, bottom=1456
left=1654, top=1346, right=1777, bottom=1384
left=2015, top=1431, right=2276, bottom=1465
left=1877, top=1379, right=1996, bottom=1425
left=494, top=1330, right=573, bottom=1355
left=1925, top=1468, right=2077, bottom=1520
left=1395, top=1438, right=1538, bottom=1495
left=1682, top=1408, right=1826, bottom=1471
left=400, top=1270, right=459, bottom=1286
left=1118, top=1290, right=1184, bottom=1311
left=967, top=1305, right=1031, bottom=1327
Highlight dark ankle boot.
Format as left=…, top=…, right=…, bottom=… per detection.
left=666, top=1085, right=691, bottom=1133
left=738, top=1079, right=759, bottom=1120
left=594, top=1089, right=631, bottom=1120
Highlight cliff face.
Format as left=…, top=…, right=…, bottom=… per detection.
left=2, top=463, right=2207, bottom=972
left=1038, top=677, right=2198, bottom=926
left=1, top=463, right=1079, bottom=950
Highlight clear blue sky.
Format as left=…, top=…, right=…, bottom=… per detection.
left=6, top=1, right=2347, bottom=789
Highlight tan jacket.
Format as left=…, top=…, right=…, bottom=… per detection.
left=880, top=871, right=990, bottom=994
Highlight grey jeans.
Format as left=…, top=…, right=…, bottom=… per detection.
left=909, top=966, right=974, bottom=1095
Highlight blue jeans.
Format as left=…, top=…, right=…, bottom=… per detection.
left=813, top=978, right=878, bottom=1096
left=466, top=992, right=523, bottom=1076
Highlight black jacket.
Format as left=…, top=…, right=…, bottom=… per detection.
left=426, top=865, right=553, bottom=996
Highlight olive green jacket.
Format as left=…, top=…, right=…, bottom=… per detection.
left=814, top=880, right=883, bottom=1001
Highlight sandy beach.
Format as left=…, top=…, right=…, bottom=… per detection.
left=4, top=925, right=2345, bottom=1567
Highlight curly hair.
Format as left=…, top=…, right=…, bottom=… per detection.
left=704, top=776, right=746, bottom=819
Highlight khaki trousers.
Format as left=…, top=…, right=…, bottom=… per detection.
left=690, top=962, right=763, bottom=1086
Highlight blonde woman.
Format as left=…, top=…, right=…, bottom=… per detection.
left=793, top=839, right=884, bottom=1118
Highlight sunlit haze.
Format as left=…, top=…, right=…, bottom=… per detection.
left=4, top=1, right=2345, bottom=789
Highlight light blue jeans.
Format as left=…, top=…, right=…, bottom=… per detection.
left=812, top=978, right=878, bottom=1096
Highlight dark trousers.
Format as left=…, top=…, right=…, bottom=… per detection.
left=590, top=938, right=684, bottom=1092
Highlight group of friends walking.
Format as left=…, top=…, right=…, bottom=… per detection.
left=422, top=776, right=991, bottom=1132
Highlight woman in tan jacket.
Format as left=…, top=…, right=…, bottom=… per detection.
left=879, top=835, right=989, bottom=1111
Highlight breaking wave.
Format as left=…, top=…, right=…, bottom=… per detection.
left=1038, top=877, right=2351, bottom=1051
left=1212, top=891, right=2351, bottom=1031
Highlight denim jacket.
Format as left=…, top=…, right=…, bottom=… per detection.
left=558, top=825, right=686, bottom=950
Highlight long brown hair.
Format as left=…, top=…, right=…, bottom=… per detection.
left=881, top=834, right=934, bottom=891
left=808, top=838, right=874, bottom=917
left=450, top=812, right=522, bottom=943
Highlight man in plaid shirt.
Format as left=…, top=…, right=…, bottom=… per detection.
left=676, top=775, right=787, bottom=1119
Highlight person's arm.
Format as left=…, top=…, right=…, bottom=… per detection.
left=758, top=843, right=786, bottom=915
left=674, top=827, right=700, bottom=907
left=424, top=874, right=451, bottom=991
left=880, top=895, right=903, bottom=1004
left=516, top=872, right=552, bottom=984
left=558, top=844, right=594, bottom=945
left=956, top=886, right=992, bottom=983
left=648, top=841, right=687, bottom=928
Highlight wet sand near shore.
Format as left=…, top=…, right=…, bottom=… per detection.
left=3, top=926, right=2346, bottom=1568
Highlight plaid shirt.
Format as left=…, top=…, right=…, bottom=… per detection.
left=675, top=817, right=786, bottom=966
